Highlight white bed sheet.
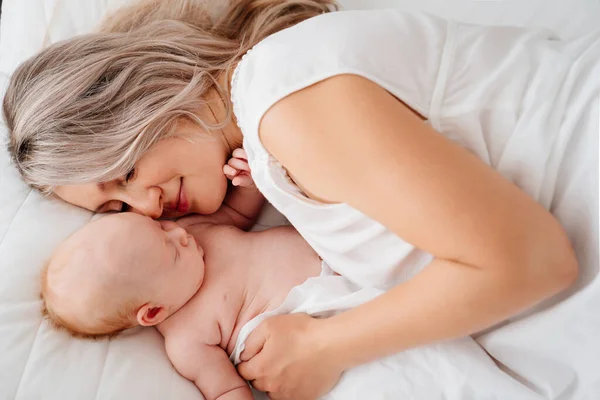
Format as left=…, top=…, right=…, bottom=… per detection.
left=1, top=1, right=598, bottom=400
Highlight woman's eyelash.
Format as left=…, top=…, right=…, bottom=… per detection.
left=125, top=168, right=135, bottom=182
left=117, top=168, right=135, bottom=212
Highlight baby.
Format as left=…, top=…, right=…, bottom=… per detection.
left=42, top=210, right=325, bottom=400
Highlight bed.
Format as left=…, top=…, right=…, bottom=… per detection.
left=1, top=1, right=599, bottom=399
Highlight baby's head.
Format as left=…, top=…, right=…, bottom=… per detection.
left=41, top=213, right=205, bottom=339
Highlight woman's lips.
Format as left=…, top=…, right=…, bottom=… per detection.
left=176, top=178, right=189, bottom=214
left=163, top=178, right=189, bottom=216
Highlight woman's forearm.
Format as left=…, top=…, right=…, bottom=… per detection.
left=318, top=256, right=576, bottom=370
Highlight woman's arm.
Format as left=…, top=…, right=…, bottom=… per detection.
left=237, top=74, right=578, bottom=398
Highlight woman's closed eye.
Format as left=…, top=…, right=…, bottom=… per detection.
left=124, top=167, right=136, bottom=183
left=118, top=168, right=136, bottom=212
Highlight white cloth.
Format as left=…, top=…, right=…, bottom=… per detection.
left=231, top=9, right=600, bottom=399
left=231, top=263, right=541, bottom=400
left=1, top=2, right=599, bottom=400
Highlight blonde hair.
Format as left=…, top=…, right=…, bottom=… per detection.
left=3, top=0, right=337, bottom=195
left=40, top=259, right=139, bottom=340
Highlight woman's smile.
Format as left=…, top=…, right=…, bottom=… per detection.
left=165, top=178, right=190, bottom=216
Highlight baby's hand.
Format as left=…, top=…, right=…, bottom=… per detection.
left=223, top=148, right=255, bottom=188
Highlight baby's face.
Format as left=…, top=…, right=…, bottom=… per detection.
left=100, top=213, right=206, bottom=311
left=48, top=213, right=205, bottom=333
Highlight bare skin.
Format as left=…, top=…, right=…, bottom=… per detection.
left=159, top=217, right=321, bottom=400
left=45, top=211, right=321, bottom=400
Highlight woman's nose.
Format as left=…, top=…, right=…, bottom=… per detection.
left=127, top=187, right=163, bottom=219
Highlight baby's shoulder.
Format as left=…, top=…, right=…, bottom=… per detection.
left=163, top=312, right=221, bottom=365
left=162, top=318, right=220, bottom=382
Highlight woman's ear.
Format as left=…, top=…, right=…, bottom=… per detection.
left=136, top=303, right=168, bottom=326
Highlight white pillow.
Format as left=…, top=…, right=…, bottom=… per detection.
left=1, top=0, right=598, bottom=399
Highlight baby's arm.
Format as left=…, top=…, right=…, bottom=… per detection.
left=178, top=149, right=264, bottom=230
left=220, top=148, right=265, bottom=230
left=167, top=339, right=252, bottom=400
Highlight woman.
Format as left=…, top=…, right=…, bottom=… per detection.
left=3, top=0, right=598, bottom=399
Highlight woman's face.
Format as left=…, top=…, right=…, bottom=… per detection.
left=54, top=120, right=231, bottom=219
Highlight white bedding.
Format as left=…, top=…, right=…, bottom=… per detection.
left=1, top=1, right=599, bottom=400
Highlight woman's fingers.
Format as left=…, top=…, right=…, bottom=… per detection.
left=236, top=314, right=341, bottom=400
left=240, top=322, right=268, bottom=363
left=237, top=322, right=270, bottom=383
left=248, top=378, right=268, bottom=393
left=237, top=358, right=265, bottom=384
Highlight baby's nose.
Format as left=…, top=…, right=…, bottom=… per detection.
left=160, top=220, right=180, bottom=231
left=165, top=224, right=189, bottom=246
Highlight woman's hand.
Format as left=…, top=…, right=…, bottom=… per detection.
left=236, top=313, right=344, bottom=400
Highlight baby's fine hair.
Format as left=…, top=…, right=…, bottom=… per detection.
left=3, top=0, right=337, bottom=195
left=40, top=260, right=138, bottom=340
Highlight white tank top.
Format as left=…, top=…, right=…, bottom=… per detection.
left=230, top=9, right=600, bottom=290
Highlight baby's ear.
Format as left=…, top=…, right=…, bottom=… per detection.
left=136, top=303, right=168, bottom=326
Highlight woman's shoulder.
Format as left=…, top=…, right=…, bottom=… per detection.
left=253, top=8, right=446, bottom=51
left=235, top=8, right=447, bottom=80
left=231, top=9, right=448, bottom=132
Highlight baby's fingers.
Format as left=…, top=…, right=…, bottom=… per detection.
left=228, top=157, right=250, bottom=172
left=232, top=148, right=248, bottom=160
left=232, top=174, right=254, bottom=187
left=223, top=164, right=239, bottom=179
